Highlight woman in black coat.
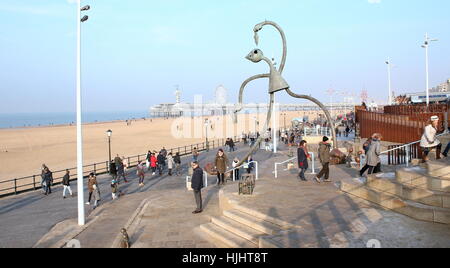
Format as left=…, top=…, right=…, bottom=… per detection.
left=297, top=140, right=309, bottom=181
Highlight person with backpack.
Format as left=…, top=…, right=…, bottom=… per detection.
left=315, top=136, right=331, bottom=183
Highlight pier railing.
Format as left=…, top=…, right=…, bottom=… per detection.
left=0, top=136, right=242, bottom=198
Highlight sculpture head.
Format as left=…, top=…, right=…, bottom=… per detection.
left=246, top=49, right=264, bottom=63
left=253, top=22, right=265, bottom=45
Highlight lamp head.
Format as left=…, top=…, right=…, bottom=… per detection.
left=107, top=130, right=112, bottom=137
left=246, top=49, right=264, bottom=63
left=81, top=15, right=89, bottom=22
left=81, top=5, right=90, bottom=11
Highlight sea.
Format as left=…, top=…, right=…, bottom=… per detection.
left=0, top=111, right=150, bottom=129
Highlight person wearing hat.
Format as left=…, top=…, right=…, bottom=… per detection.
left=315, top=136, right=331, bottom=183
left=420, top=116, right=442, bottom=162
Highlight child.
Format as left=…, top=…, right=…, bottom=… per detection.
left=111, top=179, right=118, bottom=200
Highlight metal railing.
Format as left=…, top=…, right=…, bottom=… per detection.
left=0, top=136, right=242, bottom=198
left=227, top=161, right=259, bottom=182
left=274, top=152, right=316, bottom=179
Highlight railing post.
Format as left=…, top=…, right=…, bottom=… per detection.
left=14, top=179, right=17, bottom=195
left=274, top=163, right=278, bottom=179
left=94, top=163, right=97, bottom=174
left=406, top=145, right=410, bottom=167
left=255, top=161, right=258, bottom=181
left=33, top=175, right=36, bottom=190
left=310, top=152, right=316, bottom=174
left=106, top=161, right=109, bottom=173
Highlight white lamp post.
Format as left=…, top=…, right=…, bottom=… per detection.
left=385, top=58, right=392, bottom=105
left=422, top=33, right=438, bottom=107
left=76, top=0, right=90, bottom=226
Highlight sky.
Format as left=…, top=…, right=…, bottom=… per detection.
left=0, top=0, right=449, bottom=114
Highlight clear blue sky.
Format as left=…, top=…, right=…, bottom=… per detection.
left=0, top=0, right=449, bottom=114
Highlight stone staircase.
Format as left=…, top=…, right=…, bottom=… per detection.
left=200, top=201, right=294, bottom=248
left=340, top=157, right=450, bottom=224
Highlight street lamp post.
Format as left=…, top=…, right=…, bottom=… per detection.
left=76, top=0, right=90, bottom=226
left=107, top=130, right=112, bottom=164
left=386, top=58, right=392, bottom=105
left=204, top=119, right=209, bottom=151
left=422, top=33, right=438, bottom=108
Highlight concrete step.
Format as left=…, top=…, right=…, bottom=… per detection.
left=211, top=216, right=264, bottom=244
left=223, top=209, right=282, bottom=235
left=200, top=223, right=257, bottom=248
left=340, top=181, right=450, bottom=224
left=228, top=201, right=296, bottom=230
left=427, top=158, right=450, bottom=179
left=367, top=175, right=450, bottom=209
left=396, top=168, right=450, bottom=193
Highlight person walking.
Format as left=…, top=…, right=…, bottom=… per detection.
left=420, top=116, right=443, bottom=162
left=92, top=183, right=101, bottom=209
left=297, top=140, right=310, bottom=181
left=137, top=161, right=145, bottom=187
left=167, top=152, right=174, bottom=176
left=146, top=150, right=152, bottom=170
left=192, top=147, right=199, bottom=162
left=366, top=134, right=382, bottom=174
left=174, top=152, right=182, bottom=176
left=86, top=173, right=98, bottom=205
left=62, top=169, right=73, bottom=199
left=360, top=136, right=374, bottom=177
left=315, top=136, right=331, bottom=183
left=42, top=166, right=53, bottom=195
left=232, top=157, right=240, bottom=181
left=116, top=157, right=128, bottom=184
left=215, top=149, right=229, bottom=186
left=109, top=161, right=117, bottom=181
left=229, top=138, right=236, bottom=152
left=111, top=179, right=119, bottom=200
left=191, top=161, right=204, bottom=214
left=157, top=152, right=166, bottom=176
left=150, top=153, right=157, bottom=175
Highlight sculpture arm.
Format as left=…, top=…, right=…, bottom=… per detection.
left=285, top=89, right=338, bottom=149
left=235, top=73, right=269, bottom=114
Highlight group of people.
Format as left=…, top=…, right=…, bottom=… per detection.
left=296, top=136, right=332, bottom=183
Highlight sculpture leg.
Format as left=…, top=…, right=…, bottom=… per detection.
left=236, top=94, right=275, bottom=167
left=285, top=89, right=338, bottom=149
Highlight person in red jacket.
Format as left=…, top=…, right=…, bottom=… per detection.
left=150, top=153, right=158, bottom=176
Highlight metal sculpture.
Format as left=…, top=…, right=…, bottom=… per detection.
left=235, top=21, right=337, bottom=166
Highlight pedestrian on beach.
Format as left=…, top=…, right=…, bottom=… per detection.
left=215, top=149, right=229, bottom=186
left=86, top=173, right=98, bottom=205
left=174, top=152, right=182, bottom=176
left=109, top=161, right=117, bottom=181
left=366, top=133, right=382, bottom=175
left=111, top=179, right=119, bottom=200
left=420, top=116, right=443, bottom=162
left=191, top=161, right=204, bottom=214
left=157, top=151, right=166, bottom=175
left=315, top=136, right=331, bottom=183
left=42, top=166, right=53, bottom=195
left=167, top=152, right=174, bottom=176
left=297, top=140, right=310, bottom=181
left=192, top=147, right=199, bottom=162
left=150, top=153, right=157, bottom=175
left=232, top=157, right=240, bottom=181
left=137, top=161, right=145, bottom=187
left=62, top=169, right=73, bottom=199
left=116, top=156, right=128, bottom=183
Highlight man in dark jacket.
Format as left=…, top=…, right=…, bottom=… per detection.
left=62, top=169, right=73, bottom=199
left=42, top=167, right=53, bottom=195
left=297, top=140, right=309, bottom=181
left=157, top=152, right=166, bottom=175
left=109, top=161, right=117, bottom=180
left=191, top=162, right=204, bottom=214
left=315, top=136, right=331, bottom=183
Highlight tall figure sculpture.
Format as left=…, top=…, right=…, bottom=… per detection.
left=235, top=21, right=337, bottom=166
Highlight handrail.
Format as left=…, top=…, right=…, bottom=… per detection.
left=226, top=161, right=259, bottom=181
left=380, top=132, right=448, bottom=155
left=274, top=152, right=316, bottom=178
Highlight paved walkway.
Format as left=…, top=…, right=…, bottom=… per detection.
left=0, top=142, right=275, bottom=248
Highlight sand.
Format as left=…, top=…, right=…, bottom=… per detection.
left=0, top=109, right=350, bottom=184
